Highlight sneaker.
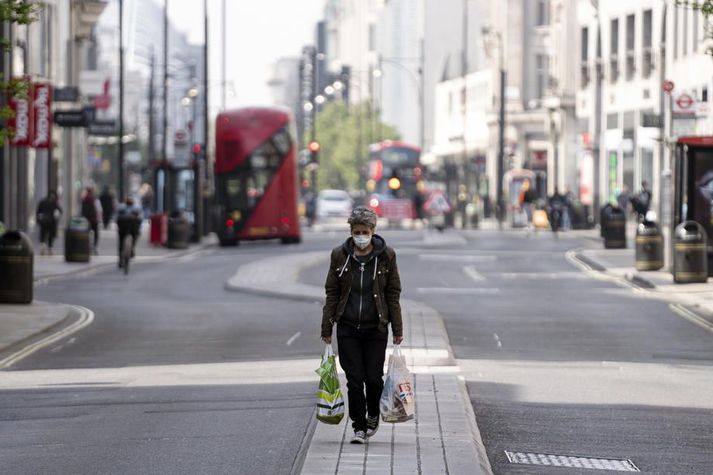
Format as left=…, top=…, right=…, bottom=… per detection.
left=366, top=416, right=379, bottom=437
left=350, top=430, right=367, bottom=444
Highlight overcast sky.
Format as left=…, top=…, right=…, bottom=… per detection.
left=164, top=0, right=326, bottom=109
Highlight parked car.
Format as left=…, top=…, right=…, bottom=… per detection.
left=317, top=189, right=353, bottom=219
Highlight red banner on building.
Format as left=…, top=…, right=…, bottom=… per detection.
left=32, top=82, right=52, bottom=149
left=8, top=77, right=32, bottom=147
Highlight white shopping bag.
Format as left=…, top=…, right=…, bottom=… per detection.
left=379, top=346, right=414, bottom=423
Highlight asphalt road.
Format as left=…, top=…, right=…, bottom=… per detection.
left=300, top=228, right=713, bottom=475
left=3, top=226, right=712, bottom=474
left=1, top=234, right=339, bottom=475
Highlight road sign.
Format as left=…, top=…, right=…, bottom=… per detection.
left=54, top=110, right=88, bottom=127
left=673, top=92, right=696, bottom=117
left=53, top=86, right=80, bottom=102
left=662, top=79, right=674, bottom=94
left=88, top=120, right=118, bottom=136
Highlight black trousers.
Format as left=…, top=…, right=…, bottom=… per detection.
left=337, top=323, right=388, bottom=432
left=39, top=222, right=56, bottom=248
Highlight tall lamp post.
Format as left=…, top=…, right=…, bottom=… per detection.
left=375, top=55, right=424, bottom=152
left=482, top=26, right=506, bottom=228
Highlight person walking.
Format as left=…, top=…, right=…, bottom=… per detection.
left=81, top=186, right=100, bottom=253
left=36, top=191, right=62, bottom=255
left=321, top=206, right=404, bottom=444
left=99, top=186, right=116, bottom=230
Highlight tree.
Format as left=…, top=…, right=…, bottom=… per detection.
left=0, top=1, right=41, bottom=143
left=311, top=100, right=399, bottom=192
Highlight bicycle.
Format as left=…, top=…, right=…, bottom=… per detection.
left=119, top=233, right=134, bottom=275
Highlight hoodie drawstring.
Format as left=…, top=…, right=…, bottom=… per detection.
left=338, top=256, right=350, bottom=277
left=373, top=256, right=378, bottom=281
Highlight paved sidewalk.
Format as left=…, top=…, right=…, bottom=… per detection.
left=227, top=252, right=493, bottom=474
left=575, top=244, right=713, bottom=332
left=0, top=225, right=215, bottom=369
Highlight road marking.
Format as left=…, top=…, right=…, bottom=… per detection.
left=0, top=305, right=95, bottom=369
left=416, top=288, right=500, bottom=295
left=463, top=266, right=486, bottom=282
left=494, top=272, right=587, bottom=280
left=669, top=303, right=713, bottom=334
left=286, top=332, right=302, bottom=346
left=493, top=333, right=502, bottom=349
left=420, top=254, right=497, bottom=263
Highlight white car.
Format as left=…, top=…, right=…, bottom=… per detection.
left=317, top=189, right=353, bottom=219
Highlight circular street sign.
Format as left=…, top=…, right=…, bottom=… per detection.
left=662, top=80, right=674, bottom=93
left=676, top=93, right=694, bottom=110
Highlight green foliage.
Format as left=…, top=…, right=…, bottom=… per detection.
left=0, top=1, right=41, bottom=25
left=311, top=101, right=399, bottom=192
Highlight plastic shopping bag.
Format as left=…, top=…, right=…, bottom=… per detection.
left=379, top=346, right=415, bottom=423
left=315, top=343, right=345, bottom=425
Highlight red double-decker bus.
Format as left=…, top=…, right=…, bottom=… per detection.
left=214, top=107, right=301, bottom=246
left=366, top=140, right=422, bottom=221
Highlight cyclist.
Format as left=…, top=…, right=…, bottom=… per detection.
left=547, top=188, right=566, bottom=235
left=116, top=197, right=142, bottom=267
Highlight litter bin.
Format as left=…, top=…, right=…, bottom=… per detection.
left=599, top=204, right=613, bottom=237
left=0, top=230, right=33, bottom=304
left=149, top=213, right=168, bottom=246
left=65, top=216, right=91, bottom=262
left=167, top=212, right=190, bottom=249
left=673, top=221, right=708, bottom=283
left=635, top=220, right=663, bottom=271
left=602, top=205, right=626, bottom=249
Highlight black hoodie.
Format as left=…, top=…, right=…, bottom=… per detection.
left=340, top=234, right=388, bottom=329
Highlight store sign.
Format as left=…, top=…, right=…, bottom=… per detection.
left=32, top=82, right=52, bottom=149
left=8, top=78, right=32, bottom=146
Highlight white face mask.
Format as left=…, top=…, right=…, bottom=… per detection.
left=353, top=235, right=371, bottom=249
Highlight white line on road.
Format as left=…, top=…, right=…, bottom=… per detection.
left=0, top=305, right=95, bottom=369
left=669, top=304, right=713, bottom=334
left=286, top=332, right=302, bottom=346
left=420, top=254, right=497, bottom=263
left=463, top=265, right=486, bottom=282
left=416, top=288, right=500, bottom=295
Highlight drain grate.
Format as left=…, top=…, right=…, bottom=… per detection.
left=505, top=451, right=640, bottom=472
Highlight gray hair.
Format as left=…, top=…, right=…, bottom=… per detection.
left=348, top=206, right=377, bottom=229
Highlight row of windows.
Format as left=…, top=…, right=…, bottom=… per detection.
left=580, top=6, right=708, bottom=89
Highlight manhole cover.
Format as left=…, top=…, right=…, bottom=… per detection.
left=505, top=451, right=640, bottom=472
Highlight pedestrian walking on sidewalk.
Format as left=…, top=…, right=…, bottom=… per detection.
left=99, top=186, right=116, bottom=229
left=81, top=186, right=101, bottom=253
left=321, top=206, right=404, bottom=445
left=36, top=191, right=62, bottom=255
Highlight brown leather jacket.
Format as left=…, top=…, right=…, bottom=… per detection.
left=321, top=235, right=403, bottom=338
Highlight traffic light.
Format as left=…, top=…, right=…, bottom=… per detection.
left=308, top=141, right=320, bottom=163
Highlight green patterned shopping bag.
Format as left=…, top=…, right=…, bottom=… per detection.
left=315, top=343, right=345, bottom=424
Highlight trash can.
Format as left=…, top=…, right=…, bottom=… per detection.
left=635, top=220, right=663, bottom=271
left=167, top=212, right=190, bottom=249
left=673, top=221, right=708, bottom=283
left=602, top=205, right=626, bottom=249
left=149, top=213, right=168, bottom=246
left=599, top=204, right=613, bottom=237
left=0, top=230, right=33, bottom=304
left=65, top=216, right=91, bottom=263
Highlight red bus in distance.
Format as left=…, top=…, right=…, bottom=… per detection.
left=366, top=140, right=422, bottom=221
left=214, top=107, right=301, bottom=246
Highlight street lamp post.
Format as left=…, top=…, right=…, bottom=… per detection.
left=376, top=55, right=424, bottom=152
left=482, top=27, right=506, bottom=228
